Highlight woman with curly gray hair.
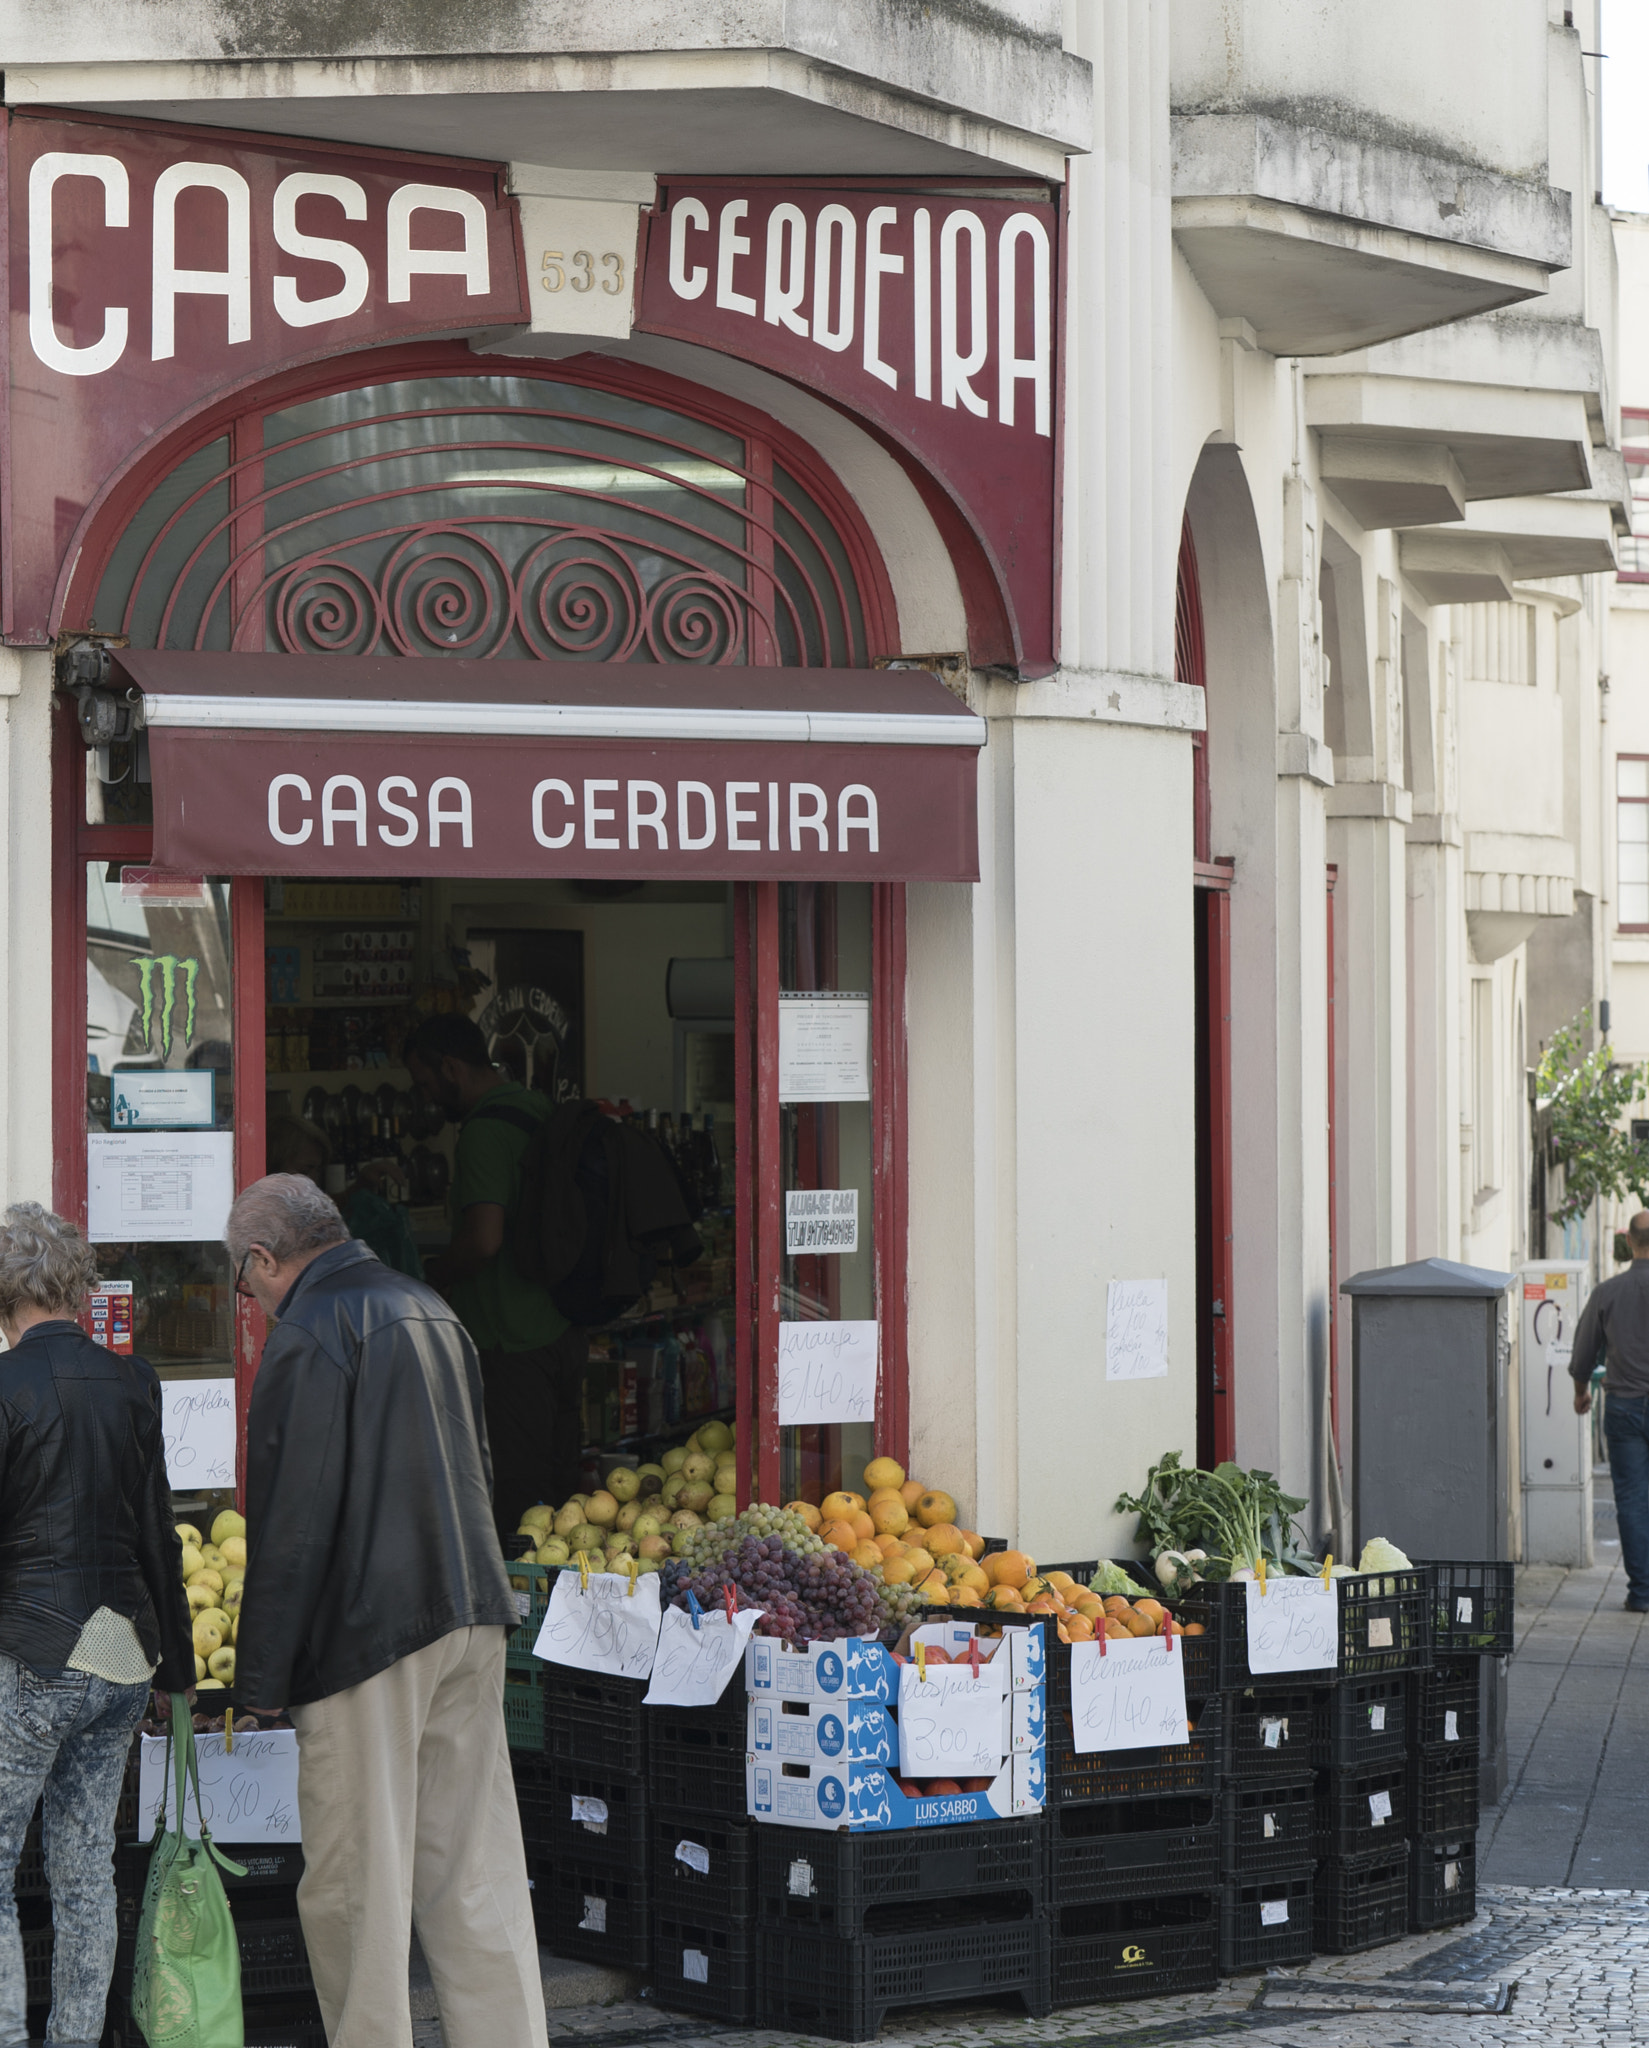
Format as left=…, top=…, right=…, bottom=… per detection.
left=0, top=1202, right=194, bottom=2048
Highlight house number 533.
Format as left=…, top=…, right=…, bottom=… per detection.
left=541, top=249, right=626, bottom=294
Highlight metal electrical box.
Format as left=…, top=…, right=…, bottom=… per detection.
left=1520, top=1262, right=1594, bottom=1568
left=1344, top=1257, right=1513, bottom=1561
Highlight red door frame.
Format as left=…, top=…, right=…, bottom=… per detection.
left=1193, top=861, right=1236, bottom=1466
left=1326, top=861, right=1341, bottom=1455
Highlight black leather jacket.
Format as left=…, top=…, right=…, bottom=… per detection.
left=237, top=1241, right=517, bottom=1710
left=0, top=1320, right=194, bottom=1691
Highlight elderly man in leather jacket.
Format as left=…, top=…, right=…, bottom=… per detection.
left=230, top=1173, right=543, bottom=2048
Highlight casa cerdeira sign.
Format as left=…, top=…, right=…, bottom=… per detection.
left=2, top=108, right=529, bottom=641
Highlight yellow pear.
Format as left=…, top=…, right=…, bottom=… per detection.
left=196, top=1679, right=225, bottom=1693
left=207, top=1647, right=236, bottom=1682
left=230, top=1613, right=239, bottom=1643
left=196, top=1607, right=232, bottom=1637
left=222, top=1581, right=245, bottom=1613
left=192, top=1616, right=223, bottom=1657
left=179, top=1545, right=204, bottom=1580
left=185, top=1583, right=216, bottom=1616
left=200, top=1545, right=225, bottom=1571
left=175, top=1524, right=203, bottom=1549
left=186, top=1568, right=224, bottom=1597
left=218, top=1537, right=247, bottom=1571
left=210, top=1510, right=245, bottom=1547
left=194, top=1653, right=207, bottom=1682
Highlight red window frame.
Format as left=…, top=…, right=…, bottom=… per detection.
left=1618, top=750, right=1649, bottom=933
left=53, top=346, right=910, bottom=1507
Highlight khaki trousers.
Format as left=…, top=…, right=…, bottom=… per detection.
left=289, top=1627, right=545, bottom=2048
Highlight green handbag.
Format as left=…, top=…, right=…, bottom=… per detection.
left=130, top=1695, right=249, bottom=2048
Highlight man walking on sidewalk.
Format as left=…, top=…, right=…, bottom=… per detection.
left=229, top=1173, right=545, bottom=2048
left=1572, top=1208, right=1649, bottom=1613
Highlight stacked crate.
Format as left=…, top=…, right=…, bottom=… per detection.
left=535, top=1664, right=652, bottom=1973
left=1041, top=1588, right=1222, bottom=2008
left=1217, top=1677, right=1319, bottom=1973
left=1407, top=1563, right=1512, bottom=1932
left=1309, top=1675, right=1412, bottom=1954
left=645, top=1685, right=752, bottom=2018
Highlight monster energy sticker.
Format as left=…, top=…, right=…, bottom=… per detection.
left=132, top=956, right=200, bottom=1060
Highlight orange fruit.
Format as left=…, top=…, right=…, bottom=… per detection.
left=951, top=1588, right=983, bottom=1608
left=985, top=1586, right=1025, bottom=1611
left=821, top=1490, right=866, bottom=1521
left=916, top=1576, right=951, bottom=1606
left=985, top=1550, right=1034, bottom=1590
left=959, top=1529, right=985, bottom=1559
left=954, top=1562, right=990, bottom=1594
left=1045, top=1572, right=1075, bottom=1592
left=870, top=1496, right=910, bottom=1536
left=1104, top=1617, right=1131, bottom=1639
left=1102, top=1595, right=1133, bottom=1619
left=875, top=1533, right=905, bottom=1556
left=820, top=1519, right=858, bottom=1551
left=863, top=1456, right=905, bottom=1492
left=850, top=1511, right=875, bottom=1542
left=926, top=1524, right=966, bottom=1557
left=899, top=1479, right=925, bottom=1510
left=1026, top=1594, right=1061, bottom=1615
left=1123, top=1610, right=1156, bottom=1637
left=785, top=1501, right=822, bottom=1531
left=1064, top=1614, right=1095, bottom=1641
left=1132, top=1598, right=1167, bottom=1626
left=916, top=1490, right=958, bottom=1528
left=882, top=1555, right=917, bottom=1584
left=1183, top=1622, right=1205, bottom=1636
left=1072, top=1596, right=1103, bottom=1619
left=903, top=1547, right=935, bottom=1578
left=1056, top=1622, right=1071, bottom=1643
left=852, top=1540, right=885, bottom=1569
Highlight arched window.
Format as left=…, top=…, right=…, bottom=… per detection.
left=82, top=356, right=891, bottom=667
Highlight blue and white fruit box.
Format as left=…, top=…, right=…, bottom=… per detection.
left=746, top=1634, right=898, bottom=1703
left=749, top=1696, right=899, bottom=1767
left=746, top=1747, right=1043, bottom=1832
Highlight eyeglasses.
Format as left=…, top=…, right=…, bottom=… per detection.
left=234, top=1249, right=261, bottom=1300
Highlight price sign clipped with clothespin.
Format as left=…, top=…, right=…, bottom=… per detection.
left=535, top=1565, right=663, bottom=1679
left=644, top=1601, right=761, bottom=1708
left=1067, top=1631, right=1189, bottom=1754
left=1243, top=1571, right=1338, bottom=1678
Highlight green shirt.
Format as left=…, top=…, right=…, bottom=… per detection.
left=449, top=1081, right=571, bottom=1354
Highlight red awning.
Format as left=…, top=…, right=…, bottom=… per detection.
left=117, top=652, right=984, bottom=883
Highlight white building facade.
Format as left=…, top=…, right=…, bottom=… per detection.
left=0, top=0, right=1622, bottom=1565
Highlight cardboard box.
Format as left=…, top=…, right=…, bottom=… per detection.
left=907, top=1620, right=1045, bottom=1689
left=746, top=1635, right=899, bottom=1703
left=745, top=1748, right=1044, bottom=1832
left=749, top=1697, right=900, bottom=1766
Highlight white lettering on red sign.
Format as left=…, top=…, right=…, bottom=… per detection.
left=28, top=152, right=492, bottom=376
left=665, top=196, right=1052, bottom=435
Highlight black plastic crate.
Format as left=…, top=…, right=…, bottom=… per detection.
left=117, top=1839, right=306, bottom=1899
left=756, top=1912, right=1050, bottom=2039
left=511, top=1753, right=557, bottom=1856
left=543, top=1861, right=652, bottom=1970
left=22, top=1924, right=50, bottom=2008
left=1047, top=1795, right=1219, bottom=1908
left=545, top=1667, right=649, bottom=1776
left=117, top=1895, right=314, bottom=2005
left=1050, top=1893, right=1218, bottom=2007
left=652, top=1914, right=758, bottom=2024
left=1410, top=1831, right=1478, bottom=1930
left=1313, top=1675, right=1409, bottom=1769
left=546, top=1765, right=650, bottom=1875
left=1219, top=1778, right=1315, bottom=1876
left=504, top=1559, right=551, bottom=1671
left=1047, top=1566, right=1220, bottom=1698
left=646, top=1689, right=749, bottom=1820
left=1223, top=1686, right=1322, bottom=1780
left=1421, top=1560, right=1514, bottom=1657
left=16, top=1813, right=46, bottom=1901
left=502, top=1670, right=546, bottom=1754
left=1336, top=1569, right=1431, bottom=1675
left=1314, top=1844, right=1412, bottom=1954
left=1412, top=1660, right=1483, bottom=1752
left=1314, top=1764, right=1408, bottom=1858
left=756, top=1815, right=1046, bottom=1932
left=653, top=1809, right=756, bottom=1925
left=1415, top=1747, right=1481, bottom=1836
left=1047, top=1695, right=1222, bottom=1806
left=1219, top=1867, right=1313, bottom=1973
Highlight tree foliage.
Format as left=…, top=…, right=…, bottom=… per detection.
left=1536, top=1011, right=1649, bottom=1224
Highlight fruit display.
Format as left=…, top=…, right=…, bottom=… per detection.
left=175, top=1508, right=246, bottom=1692
left=511, top=1418, right=739, bottom=1571
left=659, top=1506, right=927, bottom=1643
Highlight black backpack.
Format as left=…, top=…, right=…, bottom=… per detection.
left=468, top=1097, right=702, bottom=1326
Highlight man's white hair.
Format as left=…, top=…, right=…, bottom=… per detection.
left=227, top=1174, right=349, bottom=1267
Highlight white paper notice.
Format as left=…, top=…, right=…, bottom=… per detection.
left=897, top=1663, right=1007, bottom=1774
left=645, top=1606, right=761, bottom=1707
left=1444, top=1710, right=1459, bottom=1743
left=160, top=1377, right=236, bottom=1490
left=1369, top=1789, right=1392, bottom=1825
left=87, top=1130, right=234, bottom=1244
left=777, top=1320, right=877, bottom=1426
left=1243, top=1578, right=1339, bottom=1677
left=534, top=1569, right=662, bottom=1679
left=778, top=995, right=870, bottom=1102
left=139, top=1729, right=300, bottom=1844
left=784, top=1188, right=860, bottom=1255
left=1066, top=1635, right=1190, bottom=1755
left=1105, top=1279, right=1169, bottom=1381
left=1260, top=1899, right=1290, bottom=1926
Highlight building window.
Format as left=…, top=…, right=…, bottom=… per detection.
left=1619, top=756, right=1649, bottom=929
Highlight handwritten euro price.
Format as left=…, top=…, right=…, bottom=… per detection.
left=776, top=1320, right=877, bottom=1427
left=895, top=1666, right=1003, bottom=1772
left=535, top=1569, right=662, bottom=1679
left=644, top=1606, right=759, bottom=1707
left=1243, top=1578, right=1338, bottom=1677
left=1067, top=1636, right=1189, bottom=1755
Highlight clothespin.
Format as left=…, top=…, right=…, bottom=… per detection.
left=1256, top=1557, right=1267, bottom=1597
left=576, top=1549, right=591, bottom=1592
left=1321, top=1555, right=1334, bottom=1588
left=1098, top=1620, right=1107, bottom=1656
left=915, top=1642, right=927, bottom=1683
left=224, top=1709, right=233, bottom=1755
left=621, top=1557, right=639, bottom=1597
left=966, top=1635, right=982, bottom=1679
left=1161, top=1610, right=1173, bottom=1657
left=687, top=1590, right=703, bottom=1632
left=724, top=1585, right=738, bottom=1627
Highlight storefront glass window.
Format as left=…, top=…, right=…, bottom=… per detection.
left=777, top=882, right=876, bottom=1503
left=84, top=864, right=236, bottom=1387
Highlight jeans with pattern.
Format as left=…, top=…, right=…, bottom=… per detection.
left=0, top=1655, right=150, bottom=2048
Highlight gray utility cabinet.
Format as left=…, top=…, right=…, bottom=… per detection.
left=1343, top=1256, right=1513, bottom=1562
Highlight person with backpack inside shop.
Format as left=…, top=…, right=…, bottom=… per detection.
left=403, top=1014, right=582, bottom=1541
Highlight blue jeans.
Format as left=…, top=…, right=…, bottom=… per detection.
left=1605, top=1393, right=1649, bottom=1604
left=0, top=1656, right=149, bottom=2048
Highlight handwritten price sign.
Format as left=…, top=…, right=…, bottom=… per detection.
left=1067, top=1635, right=1189, bottom=1754
left=777, top=1320, right=877, bottom=1427
left=644, top=1606, right=760, bottom=1708
left=534, top=1569, right=663, bottom=1679
left=138, top=1729, right=300, bottom=1844
left=160, top=1377, right=236, bottom=1490
left=896, top=1664, right=1005, bottom=1774
left=1244, top=1577, right=1339, bottom=1677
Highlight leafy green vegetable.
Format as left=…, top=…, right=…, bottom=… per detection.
left=1087, top=1561, right=1140, bottom=1597
left=1356, top=1537, right=1412, bottom=1573
left=1114, top=1451, right=1312, bottom=1580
